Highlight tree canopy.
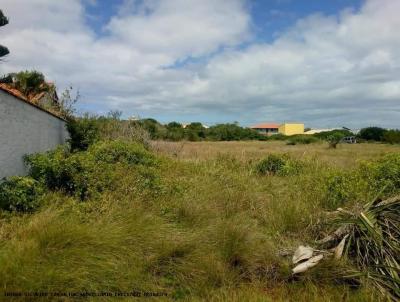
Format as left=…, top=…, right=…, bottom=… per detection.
left=0, top=10, right=9, bottom=59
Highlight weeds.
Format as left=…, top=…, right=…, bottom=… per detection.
left=0, top=141, right=399, bottom=301
left=255, top=154, right=302, bottom=176
left=0, top=176, right=44, bottom=212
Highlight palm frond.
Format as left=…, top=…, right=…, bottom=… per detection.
left=332, top=195, right=400, bottom=300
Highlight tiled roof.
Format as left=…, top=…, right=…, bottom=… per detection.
left=0, top=83, right=65, bottom=121
left=250, top=123, right=280, bottom=129
left=0, top=83, right=28, bottom=101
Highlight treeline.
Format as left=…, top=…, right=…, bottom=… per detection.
left=68, top=113, right=400, bottom=145
left=69, top=113, right=267, bottom=144
left=358, top=127, right=400, bottom=144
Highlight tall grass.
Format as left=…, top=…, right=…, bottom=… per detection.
left=0, top=141, right=399, bottom=301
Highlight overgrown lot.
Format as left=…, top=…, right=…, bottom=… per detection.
left=0, top=140, right=399, bottom=301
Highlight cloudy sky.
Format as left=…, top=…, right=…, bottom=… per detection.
left=0, top=0, right=399, bottom=128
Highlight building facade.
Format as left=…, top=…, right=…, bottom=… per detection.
left=278, top=123, right=304, bottom=136
left=0, top=87, right=68, bottom=179
left=251, top=123, right=279, bottom=135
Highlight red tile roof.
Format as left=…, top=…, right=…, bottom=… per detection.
left=0, top=83, right=28, bottom=101
left=0, top=83, right=65, bottom=121
left=250, top=123, right=279, bottom=129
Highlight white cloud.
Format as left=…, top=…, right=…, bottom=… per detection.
left=0, top=0, right=399, bottom=127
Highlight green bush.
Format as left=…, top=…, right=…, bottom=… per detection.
left=382, top=130, right=400, bottom=144
left=12, top=70, right=46, bottom=96
left=66, top=116, right=100, bottom=151
left=326, top=133, right=345, bottom=149
left=360, top=153, right=400, bottom=194
left=358, top=127, right=387, bottom=141
left=0, top=176, right=44, bottom=212
left=287, top=135, right=319, bottom=145
left=324, top=172, right=355, bottom=209
left=268, top=133, right=288, bottom=141
left=89, top=140, right=157, bottom=166
left=25, top=147, right=112, bottom=200
left=255, top=154, right=301, bottom=176
left=206, top=124, right=264, bottom=141
left=24, top=141, right=159, bottom=200
left=314, top=129, right=352, bottom=140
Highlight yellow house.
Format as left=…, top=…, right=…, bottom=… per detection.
left=278, top=123, right=304, bottom=136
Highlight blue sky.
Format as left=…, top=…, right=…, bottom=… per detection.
left=1, top=0, right=399, bottom=128
left=84, top=0, right=364, bottom=41
left=250, top=0, right=363, bottom=41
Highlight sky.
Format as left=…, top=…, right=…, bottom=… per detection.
left=0, top=0, right=399, bottom=128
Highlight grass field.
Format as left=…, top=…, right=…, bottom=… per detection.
left=0, top=140, right=399, bottom=301
left=153, top=140, right=400, bottom=167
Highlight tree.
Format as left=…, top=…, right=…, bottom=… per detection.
left=358, top=127, right=387, bottom=141
left=139, top=118, right=164, bottom=139
left=166, top=121, right=182, bottom=129
left=314, top=129, right=352, bottom=140
left=327, top=132, right=345, bottom=149
left=383, top=130, right=400, bottom=144
left=66, top=114, right=100, bottom=152
left=186, top=122, right=206, bottom=140
left=0, top=10, right=9, bottom=60
left=13, top=70, right=47, bottom=96
left=58, top=86, right=80, bottom=119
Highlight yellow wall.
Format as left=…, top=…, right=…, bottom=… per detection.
left=278, top=123, right=304, bottom=136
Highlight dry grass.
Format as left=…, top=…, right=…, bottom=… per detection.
left=152, top=140, right=400, bottom=168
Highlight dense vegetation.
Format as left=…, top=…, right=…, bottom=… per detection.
left=358, top=127, right=400, bottom=144
left=0, top=120, right=399, bottom=301
left=66, top=113, right=400, bottom=148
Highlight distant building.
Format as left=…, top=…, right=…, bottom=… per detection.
left=250, top=123, right=279, bottom=135
left=304, top=128, right=338, bottom=135
left=182, top=123, right=209, bottom=129
left=278, top=123, right=304, bottom=136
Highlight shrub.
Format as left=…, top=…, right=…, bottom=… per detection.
left=314, top=129, right=353, bottom=140
left=358, top=127, right=387, bottom=142
left=24, top=146, right=70, bottom=191
left=12, top=70, right=46, bottom=96
left=268, top=133, right=288, bottom=141
left=255, top=154, right=301, bottom=176
left=24, top=141, right=159, bottom=200
left=139, top=118, right=166, bottom=139
left=323, top=172, right=355, bottom=209
left=25, top=147, right=112, bottom=200
left=95, top=114, right=151, bottom=147
left=66, top=116, right=100, bottom=151
left=0, top=176, right=44, bottom=212
left=360, top=153, right=400, bottom=195
left=326, top=133, right=345, bottom=149
left=89, top=140, right=157, bottom=166
left=206, top=124, right=264, bottom=141
left=382, top=130, right=400, bottom=144
left=287, top=135, right=319, bottom=145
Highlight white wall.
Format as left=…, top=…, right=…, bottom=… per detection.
left=0, top=90, right=68, bottom=178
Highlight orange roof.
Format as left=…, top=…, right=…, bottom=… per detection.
left=0, top=83, right=28, bottom=101
left=0, top=83, right=65, bottom=121
left=251, top=123, right=279, bottom=129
